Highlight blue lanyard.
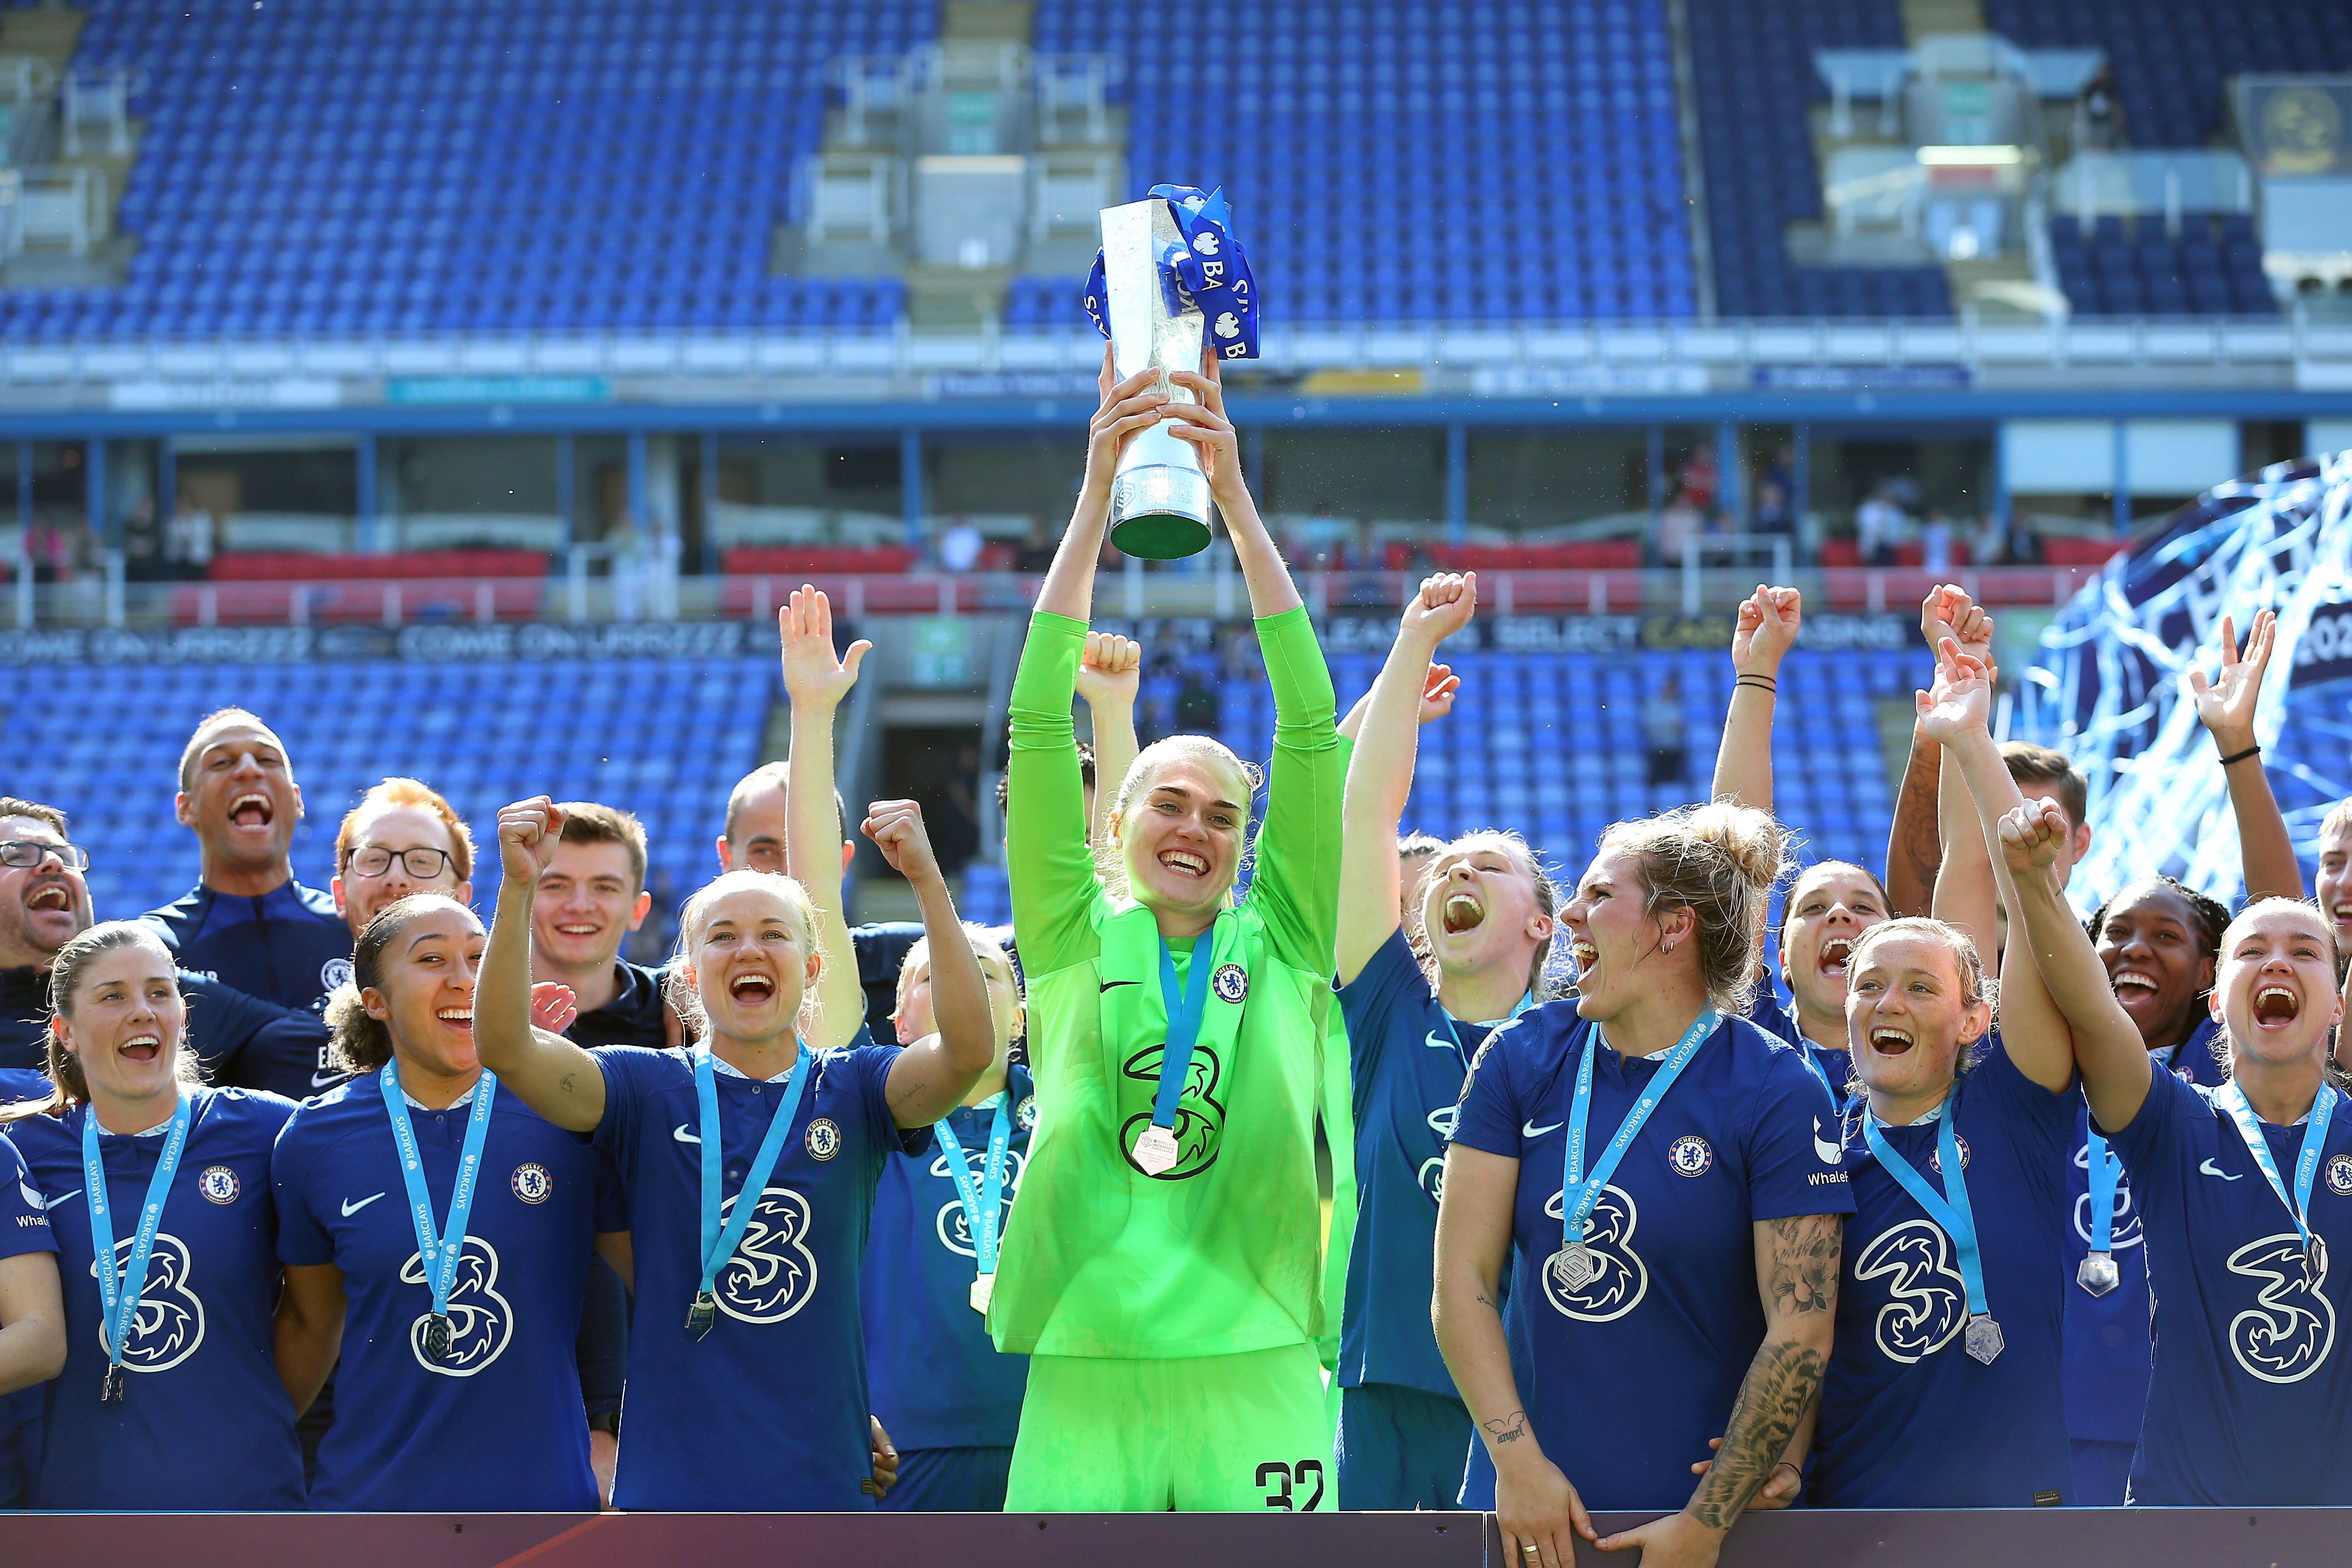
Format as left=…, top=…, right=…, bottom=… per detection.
left=1151, top=936, right=1215, bottom=1132
left=935, top=1093, right=1013, bottom=1279
left=2085, top=1128, right=2121, bottom=1254
left=2215, top=1079, right=2336, bottom=1264
left=379, top=1064, right=498, bottom=1358
left=689, top=1042, right=810, bottom=1338
left=1797, top=1041, right=1839, bottom=1101
left=1862, top=1098, right=1991, bottom=1318
left=1443, top=992, right=1533, bottom=1074
left=1561, top=1008, right=1718, bottom=1245
left=82, top=1090, right=192, bottom=1403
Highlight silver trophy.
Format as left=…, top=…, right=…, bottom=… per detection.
left=1099, top=196, right=1214, bottom=559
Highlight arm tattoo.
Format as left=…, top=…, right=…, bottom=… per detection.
left=1766, top=1214, right=1841, bottom=1317
left=559, top=1073, right=576, bottom=1095
left=1885, top=736, right=1944, bottom=920
left=888, top=1077, right=928, bottom=1111
left=1482, top=1410, right=1530, bottom=1446
left=1474, top=1291, right=1497, bottom=1310
left=1688, top=1339, right=1825, bottom=1530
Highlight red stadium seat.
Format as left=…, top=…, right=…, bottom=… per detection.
left=721, top=547, right=921, bottom=576
left=2039, top=537, right=2130, bottom=567
left=1427, top=541, right=1642, bottom=570
left=207, top=550, right=551, bottom=582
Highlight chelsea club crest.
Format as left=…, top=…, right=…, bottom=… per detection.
left=199, top=1165, right=240, bottom=1205
left=805, top=1118, right=843, bottom=1161
left=1211, top=963, right=1248, bottom=1004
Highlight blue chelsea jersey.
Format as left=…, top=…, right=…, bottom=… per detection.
left=1335, top=928, right=1498, bottom=1398
left=0, top=1112, right=56, bottom=1508
left=1744, top=984, right=1855, bottom=1107
left=1450, top=1005, right=1851, bottom=1512
left=2061, top=1020, right=2227, bottom=1446
left=593, top=1041, right=924, bottom=1511
left=273, top=1076, right=621, bottom=1512
left=2106, top=1066, right=2352, bottom=1505
left=862, top=1061, right=1036, bottom=1451
left=1808, top=1036, right=2076, bottom=1507
left=9, top=1087, right=304, bottom=1510
left=142, top=882, right=352, bottom=1100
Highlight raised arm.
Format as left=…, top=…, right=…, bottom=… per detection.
left=479, top=798, right=608, bottom=1132
left=1998, top=799, right=2154, bottom=1132
left=1338, top=660, right=1459, bottom=744
left=1074, top=631, right=1142, bottom=844
left=868, top=800, right=993, bottom=1127
left=2189, top=610, right=2301, bottom=903
left=779, top=586, right=872, bottom=1053
left=1885, top=587, right=1988, bottom=917
left=1921, top=588, right=2001, bottom=962
left=1338, top=573, right=1477, bottom=984
left=1167, top=358, right=1301, bottom=618
left=1036, top=353, right=1163, bottom=621
left=1246, top=596, right=1343, bottom=975
left=1710, top=584, right=1801, bottom=811
left=1921, top=641, right=2076, bottom=1094
left=1435, top=1143, right=1594, bottom=1566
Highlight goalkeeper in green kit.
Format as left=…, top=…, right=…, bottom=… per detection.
left=993, top=349, right=1341, bottom=1512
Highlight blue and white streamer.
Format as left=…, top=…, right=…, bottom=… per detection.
left=1083, top=184, right=1261, bottom=359
left=2016, top=449, right=2352, bottom=908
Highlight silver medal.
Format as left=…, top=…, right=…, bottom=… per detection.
left=422, top=1311, right=454, bottom=1362
left=2308, top=1235, right=2328, bottom=1290
left=2077, top=1252, right=2119, bottom=1297
left=1131, top=1125, right=1180, bottom=1177
left=970, top=1272, right=995, bottom=1315
left=1963, top=1315, right=2004, bottom=1365
left=1551, top=1241, right=1598, bottom=1292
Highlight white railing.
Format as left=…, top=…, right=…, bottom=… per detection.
left=60, top=66, right=142, bottom=157
left=798, top=151, right=899, bottom=244
left=1, top=308, right=2340, bottom=387
left=0, top=163, right=106, bottom=255
left=2053, top=150, right=2256, bottom=230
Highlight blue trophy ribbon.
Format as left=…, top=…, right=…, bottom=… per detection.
left=1084, top=184, right=1260, bottom=360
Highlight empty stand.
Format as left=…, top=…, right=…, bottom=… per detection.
left=2046, top=211, right=2275, bottom=318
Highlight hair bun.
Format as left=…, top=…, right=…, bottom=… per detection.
left=1684, top=801, right=1788, bottom=892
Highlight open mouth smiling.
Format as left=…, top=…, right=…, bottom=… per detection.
left=1818, top=937, right=1854, bottom=979
left=1868, top=1025, right=1915, bottom=1057
left=227, top=792, right=274, bottom=830
left=2253, top=985, right=2300, bottom=1027
left=1443, top=891, right=1486, bottom=935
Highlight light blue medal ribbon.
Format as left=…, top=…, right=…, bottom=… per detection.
left=379, top=1063, right=499, bottom=1364
left=1862, top=1098, right=2005, bottom=1363
left=1441, top=991, right=1534, bottom=1073
left=688, top=1041, right=811, bottom=1339
left=1797, top=1041, right=1838, bottom=1101
left=1553, top=1008, right=1719, bottom=1291
left=2215, top=1078, right=2337, bottom=1290
left=1131, top=936, right=1215, bottom=1176
left=935, top=1093, right=1013, bottom=1314
left=2081, top=1129, right=2122, bottom=1296
left=82, top=1090, right=193, bottom=1405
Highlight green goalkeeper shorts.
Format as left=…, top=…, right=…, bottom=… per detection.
left=1004, top=1342, right=1334, bottom=1512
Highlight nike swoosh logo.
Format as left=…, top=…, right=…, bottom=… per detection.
left=1522, top=1120, right=1562, bottom=1139
left=1426, top=1031, right=1460, bottom=1052
left=1099, top=980, right=1141, bottom=993
left=1813, top=1117, right=1843, bottom=1165
left=341, top=1192, right=387, bottom=1216
left=312, top=1071, right=348, bottom=1089
left=39, top=1188, right=80, bottom=1210
left=673, top=1124, right=702, bottom=1145
left=2199, top=1158, right=2243, bottom=1181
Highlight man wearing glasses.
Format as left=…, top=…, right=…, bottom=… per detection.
left=330, top=776, right=476, bottom=941
left=142, top=708, right=355, bottom=1101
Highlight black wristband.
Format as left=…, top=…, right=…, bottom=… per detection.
left=1736, top=674, right=1777, bottom=692
left=2218, top=744, right=2261, bottom=767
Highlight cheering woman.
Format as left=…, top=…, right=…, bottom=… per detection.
left=2002, top=760, right=2352, bottom=1499
left=472, top=786, right=992, bottom=1511
left=1334, top=569, right=1562, bottom=1509
left=0, top=922, right=303, bottom=1509
left=1798, top=640, right=2079, bottom=1507
left=993, top=353, right=1341, bottom=1512
left=271, top=894, right=624, bottom=1510
left=1436, top=802, right=1848, bottom=1568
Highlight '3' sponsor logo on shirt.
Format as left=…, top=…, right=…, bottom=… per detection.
left=89, top=1233, right=206, bottom=1372
left=711, top=1187, right=819, bottom=1323
left=2225, top=1232, right=2335, bottom=1385
left=1541, top=1184, right=1647, bottom=1321
left=399, top=1236, right=512, bottom=1377
left=1851, top=1220, right=1966, bottom=1364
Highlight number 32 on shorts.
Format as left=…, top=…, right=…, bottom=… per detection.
left=1256, top=1458, right=1326, bottom=1510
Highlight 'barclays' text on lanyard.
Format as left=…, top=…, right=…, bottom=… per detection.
left=380, top=1063, right=499, bottom=1363
left=1131, top=936, right=1213, bottom=1177
left=1553, top=1009, right=1718, bottom=1293
left=83, top=1090, right=193, bottom=1404
left=936, top=1093, right=1013, bottom=1314
left=2215, top=1079, right=2337, bottom=1290
left=687, top=1042, right=811, bottom=1339
left=1862, top=1098, right=2004, bottom=1364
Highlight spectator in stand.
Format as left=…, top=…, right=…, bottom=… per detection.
left=1921, top=510, right=1956, bottom=573
left=1677, top=443, right=1719, bottom=513
left=167, top=493, right=216, bottom=581
left=1014, top=518, right=1055, bottom=575
left=1856, top=482, right=1909, bottom=566
left=938, top=518, right=985, bottom=575
left=1658, top=486, right=1705, bottom=567
left=1753, top=478, right=1794, bottom=547
left=24, top=513, right=68, bottom=584
left=2076, top=64, right=2125, bottom=152
left=1645, top=675, right=1688, bottom=792
left=122, top=498, right=165, bottom=583
left=1970, top=511, right=2009, bottom=567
